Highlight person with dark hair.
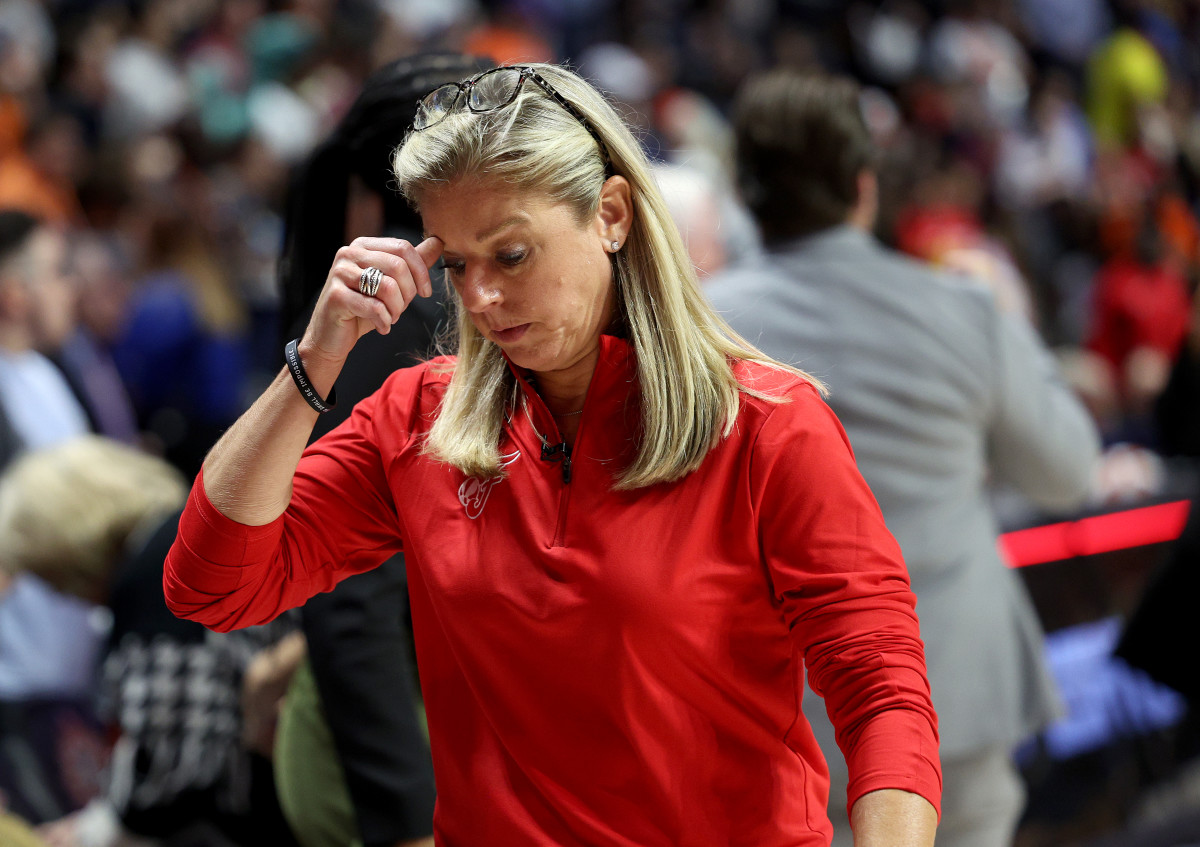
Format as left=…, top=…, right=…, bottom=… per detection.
left=732, top=75, right=876, bottom=244
left=268, top=52, right=489, bottom=847
left=165, top=62, right=941, bottom=845
left=708, top=70, right=1101, bottom=847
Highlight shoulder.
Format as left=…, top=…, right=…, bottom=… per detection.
left=731, top=359, right=842, bottom=446
left=358, top=355, right=457, bottom=435
left=726, top=362, right=864, bottom=500
left=378, top=354, right=456, bottom=394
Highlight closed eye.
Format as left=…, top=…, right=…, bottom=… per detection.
left=497, top=249, right=527, bottom=267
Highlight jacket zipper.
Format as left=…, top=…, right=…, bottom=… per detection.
left=543, top=429, right=573, bottom=549
left=515, top=376, right=579, bottom=548
left=540, top=441, right=572, bottom=484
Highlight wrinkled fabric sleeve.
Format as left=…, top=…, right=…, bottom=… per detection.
left=751, top=384, right=942, bottom=818
left=164, top=377, right=411, bottom=633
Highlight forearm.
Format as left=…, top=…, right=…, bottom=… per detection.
left=850, top=789, right=937, bottom=847
left=202, top=235, right=441, bottom=526
left=202, top=340, right=342, bottom=525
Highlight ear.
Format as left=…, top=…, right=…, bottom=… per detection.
left=594, top=176, right=634, bottom=252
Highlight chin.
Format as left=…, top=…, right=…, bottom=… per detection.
left=501, top=346, right=553, bottom=373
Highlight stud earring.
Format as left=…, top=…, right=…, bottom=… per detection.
left=610, top=240, right=620, bottom=252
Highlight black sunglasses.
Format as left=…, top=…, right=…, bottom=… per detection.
left=412, top=65, right=612, bottom=170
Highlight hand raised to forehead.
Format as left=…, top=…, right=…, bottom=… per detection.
left=301, top=235, right=443, bottom=368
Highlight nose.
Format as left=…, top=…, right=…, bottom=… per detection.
left=458, top=266, right=502, bottom=314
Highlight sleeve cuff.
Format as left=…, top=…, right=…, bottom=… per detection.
left=180, top=467, right=288, bottom=569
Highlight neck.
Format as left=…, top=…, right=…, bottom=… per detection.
left=848, top=168, right=878, bottom=233
left=530, top=345, right=600, bottom=418
left=532, top=371, right=589, bottom=421
left=848, top=201, right=875, bottom=233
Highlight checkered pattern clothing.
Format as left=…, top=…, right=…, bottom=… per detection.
left=100, top=622, right=289, bottom=819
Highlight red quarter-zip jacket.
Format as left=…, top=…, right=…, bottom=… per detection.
left=165, top=335, right=940, bottom=846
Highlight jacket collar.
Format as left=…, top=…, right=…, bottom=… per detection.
left=502, top=334, right=640, bottom=470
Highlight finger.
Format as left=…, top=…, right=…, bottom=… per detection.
left=338, top=266, right=396, bottom=334
left=386, top=237, right=439, bottom=299
left=355, top=253, right=418, bottom=320
left=414, top=236, right=443, bottom=298
left=416, top=235, right=443, bottom=268
left=352, top=235, right=443, bottom=270
left=347, top=238, right=437, bottom=300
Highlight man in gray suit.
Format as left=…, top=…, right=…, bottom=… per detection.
left=707, top=71, right=1101, bottom=847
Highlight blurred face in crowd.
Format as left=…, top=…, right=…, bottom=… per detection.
left=0, top=225, right=75, bottom=352
left=26, top=227, right=78, bottom=352
left=72, top=239, right=130, bottom=342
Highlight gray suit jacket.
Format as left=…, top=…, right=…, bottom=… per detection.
left=707, top=225, right=1100, bottom=757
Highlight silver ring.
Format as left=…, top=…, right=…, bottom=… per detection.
left=358, top=266, right=383, bottom=297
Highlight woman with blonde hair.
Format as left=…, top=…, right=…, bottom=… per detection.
left=0, top=436, right=297, bottom=847
left=0, top=436, right=185, bottom=602
left=165, top=63, right=940, bottom=846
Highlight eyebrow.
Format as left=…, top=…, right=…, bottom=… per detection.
left=475, top=214, right=531, bottom=242
left=423, top=213, right=531, bottom=245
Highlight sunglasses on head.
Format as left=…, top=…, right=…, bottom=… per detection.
left=412, top=65, right=612, bottom=171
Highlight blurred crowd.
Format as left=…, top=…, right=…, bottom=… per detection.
left=0, top=0, right=1194, bottom=486
left=1, top=0, right=1199, bottom=844
left=0, top=0, right=1197, bottom=474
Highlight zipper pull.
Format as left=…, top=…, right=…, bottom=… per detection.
left=540, top=440, right=573, bottom=484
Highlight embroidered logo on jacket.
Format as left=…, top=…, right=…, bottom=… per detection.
left=458, top=450, right=520, bottom=519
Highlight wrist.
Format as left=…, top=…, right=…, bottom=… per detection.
left=286, top=338, right=341, bottom=413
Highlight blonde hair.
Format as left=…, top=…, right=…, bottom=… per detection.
left=0, top=436, right=187, bottom=600
left=393, top=63, right=820, bottom=489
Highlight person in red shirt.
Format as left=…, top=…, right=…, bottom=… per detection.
left=164, top=62, right=941, bottom=846
left=1086, top=218, right=1191, bottom=429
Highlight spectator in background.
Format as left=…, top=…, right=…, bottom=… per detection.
left=0, top=436, right=297, bottom=847
left=49, top=234, right=139, bottom=444
left=650, top=161, right=730, bottom=278
left=708, top=70, right=1100, bottom=847
left=111, top=203, right=250, bottom=477
left=0, top=107, right=88, bottom=227
left=0, top=210, right=108, bottom=825
left=269, top=51, right=493, bottom=847
left=1084, top=214, right=1191, bottom=443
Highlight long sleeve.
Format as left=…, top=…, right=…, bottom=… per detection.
left=987, top=306, right=1101, bottom=511
left=750, top=385, right=942, bottom=817
left=164, top=384, right=408, bottom=633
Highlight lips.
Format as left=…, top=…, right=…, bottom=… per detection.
left=491, top=323, right=531, bottom=343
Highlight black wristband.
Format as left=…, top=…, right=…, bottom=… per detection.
left=284, top=338, right=337, bottom=414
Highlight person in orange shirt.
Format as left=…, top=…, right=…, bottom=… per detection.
left=0, top=108, right=87, bottom=226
